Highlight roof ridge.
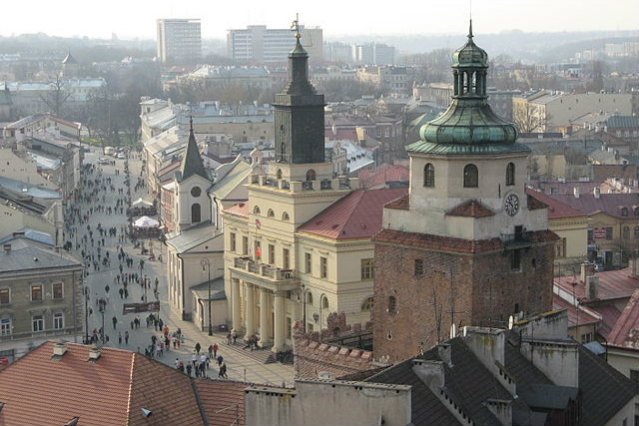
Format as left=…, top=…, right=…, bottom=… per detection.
left=126, top=352, right=137, bottom=424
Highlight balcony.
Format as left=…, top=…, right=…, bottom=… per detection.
left=501, top=230, right=532, bottom=250
left=231, top=257, right=299, bottom=291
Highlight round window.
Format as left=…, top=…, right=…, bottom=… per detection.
left=191, top=186, right=201, bottom=197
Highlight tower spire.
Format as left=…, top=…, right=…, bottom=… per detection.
left=179, top=115, right=208, bottom=181
left=468, top=19, right=474, bottom=39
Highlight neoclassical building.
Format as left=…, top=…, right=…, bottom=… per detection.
left=372, top=22, right=558, bottom=362
left=222, top=29, right=406, bottom=352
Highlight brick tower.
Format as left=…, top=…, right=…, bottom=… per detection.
left=372, top=21, right=557, bottom=363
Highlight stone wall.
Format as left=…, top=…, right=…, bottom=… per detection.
left=372, top=236, right=555, bottom=363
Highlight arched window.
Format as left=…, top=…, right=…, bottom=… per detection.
left=322, top=296, right=329, bottom=309
left=463, top=164, right=478, bottom=188
left=191, top=203, right=201, bottom=223
left=282, top=212, right=290, bottom=221
left=306, top=292, right=313, bottom=305
left=506, top=163, right=515, bottom=186
left=276, top=169, right=282, bottom=180
left=388, top=296, right=397, bottom=315
left=253, top=206, right=261, bottom=215
left=361, top=297, right=374, bottom=312
left=306, top=169, right=316, bottom=181
left=423, top=163, right=435, bottom=187
left=267, top=209, right=275, bottom=218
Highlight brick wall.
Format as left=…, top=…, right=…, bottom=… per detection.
left=372, top=238, right=555, bottom=363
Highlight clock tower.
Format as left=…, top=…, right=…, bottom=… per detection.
left=372, top=21, right=557, bottom=362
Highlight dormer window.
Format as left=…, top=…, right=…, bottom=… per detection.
left=423, top=163, right=435, bottom=187
left=621, top=207, right=629, bottom=217
left=506, top=163, right=515, bottom=186
left=463, top=164, right=478, bottom=188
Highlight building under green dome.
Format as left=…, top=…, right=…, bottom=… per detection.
left=406, top=20, right=527, bottom=156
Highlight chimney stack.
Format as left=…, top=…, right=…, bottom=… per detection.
left=580, top=262, right=594, bottom=283
left=52, top=342, right=67, bottom=357
left=593, top=187, right=601, bottom=199
left=3, top=244, right=10, bottom=255
left=88, top=346, right=101, bottom=361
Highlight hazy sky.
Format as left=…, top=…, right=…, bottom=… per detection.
left=3, top=0, right=638, bottom=39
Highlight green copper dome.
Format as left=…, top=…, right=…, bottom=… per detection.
left=452, top=21, right=488, bottom=68
left=407, top=20, right=526, bottom=156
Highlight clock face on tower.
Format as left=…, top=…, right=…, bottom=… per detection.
left=504, top=193, right=520, bottom=216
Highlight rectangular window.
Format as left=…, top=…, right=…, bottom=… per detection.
left=242, top=236, right=248, bottom=255
left=320, top=256, right=328, bottom=279
left=414, top=259, right=424, bottom=277
left=0, top=288, right=9, bottom=305
left=53, top=313, right=64, bottom=330
left=32, top=315, right=44, bottom=332
left=31, top=284, right=43, bottom=301
left=283, top=248, right=290, bottom=270
left=286, top=317, right=292, bottom=338
left=361, top=258, right=375, bottom=280
left=268, top=244, right=275, bottom=264
left=0, top=318, right=11, bottom=336
left=511, top=249, right=521, bottom=271
left=305, top=253, right=312, bottom=274
left=580, top=332, right=593, bottom=343
left=230, top=232, right=236, bottom=252
left=606, top=227, right=613, bottom=240
left=52, top=282, right=63, bottom=300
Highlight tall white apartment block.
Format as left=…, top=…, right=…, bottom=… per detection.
left=157, top=19, right=202, bottom=64
left=227, top=25, right=323, bottom=63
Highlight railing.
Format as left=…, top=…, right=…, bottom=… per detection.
left=233, top=257, right=296, bottom=282
left=501, top=231, right=532, bottom=248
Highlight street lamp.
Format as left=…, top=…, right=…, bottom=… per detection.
left=200, top=258, right=213, bottom=336
left=97, top=298, right=107, bottom=344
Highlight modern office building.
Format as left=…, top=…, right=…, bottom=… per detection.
left=227, top=25, right=323, bottom=63
left=157, top=19, right=202, bottom=64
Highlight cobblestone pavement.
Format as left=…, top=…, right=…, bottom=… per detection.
left=74, top=149, right=294, bottom=386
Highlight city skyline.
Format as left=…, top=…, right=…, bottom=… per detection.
left=1, top=0, right=638, bottom=40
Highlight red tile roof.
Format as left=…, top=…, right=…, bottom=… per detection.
left=194, top=379, right=247, bottom=426
left=225, top=202, right=249, bottom=218
left=0, top=342, right=205, bottom=426
left=385, top=193, right=409, bottom=210
left=358, top=164, right=409, bottom=189
left=298, top=188, right=407, bottom=240
left=590, top=304, right=622, bottom=339
left=526, top=189, right=584, bottom=219
left=607, top=289, right=639, bottom=348
left=553, top=295, right=600, bottom=328
left=446, top=199, right=495, bottom=218
left=553, top=192, right=639, bottom=219
left=555, top=267, right=639, bottom=302
left=375, top=229, right=558, bottom=254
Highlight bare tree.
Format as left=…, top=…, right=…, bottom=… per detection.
left=40, top=75, right=71, bottom=117
left=513, top=102, right=550, bottom=133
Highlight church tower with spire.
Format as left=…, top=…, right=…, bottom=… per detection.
left=175, top=118, right=212, bottom=232
left=372, top=22, right=557, bottom=362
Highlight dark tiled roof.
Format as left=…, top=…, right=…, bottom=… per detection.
left=504, top=338, right=552, bottom=385
left=606, top=115, right=639, bottom=129
left=298, top=188, right=407, bottom=240
left=0, top=245, right=82, bottom=273
left=180, top=125, right=209, bottom=182
left=366, top=358, right=463, bottom=426
left=446, top=199, right=495, bottom=218
left=578, top=345, right=637, bottom=426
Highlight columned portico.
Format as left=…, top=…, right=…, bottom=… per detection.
left=259, top=288, right=271, bottom=347
left=231, top=278, right=241, bottom=332
left=245, top=283, right=255, bottom=337
left=272, top=291, right=286, bottom=353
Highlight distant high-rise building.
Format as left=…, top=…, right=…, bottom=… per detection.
left=354, top=43, right=396, bottom=66
left=227, top=25, right=323, bottom=63
left=156, top=19, right=202, bottom=64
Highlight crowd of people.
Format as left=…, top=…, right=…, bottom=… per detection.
left=61, top=148, right=234, bottom=380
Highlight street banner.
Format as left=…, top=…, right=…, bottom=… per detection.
left=123, top=301, right=160, bottom=314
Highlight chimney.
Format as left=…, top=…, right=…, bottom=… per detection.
left=573, top=187, right=580, bottom=198
left=88, top=346, right=101, bottom=361
left=3, top=244, right=10, bottom=255
left=437, top=343, right=453, bottom=368
left=586, top=275, right=599, bottom=300
left=52, top=342, right=67, bottom=357
left=593, top=187, right=601, bottom=199
left=580, top=262, right=594, bottom=283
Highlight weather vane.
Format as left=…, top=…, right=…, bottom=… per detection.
left=291, top=13, right=301, bottom=40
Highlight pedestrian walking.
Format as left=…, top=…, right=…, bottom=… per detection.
left=125, top=330, right=129, bottom=345
left=218, top=362, right=227, bottom=379
left=212, top=343, right=218, bottom=358
left=118, top=332, right=122, bottom=345
left=195, top=342, right=201, bottom=355
left=112, top=316, right=117, bottom=330
left=217, top=355, right=224, bottom=366
left=186, top=364, right=192, bottom=376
